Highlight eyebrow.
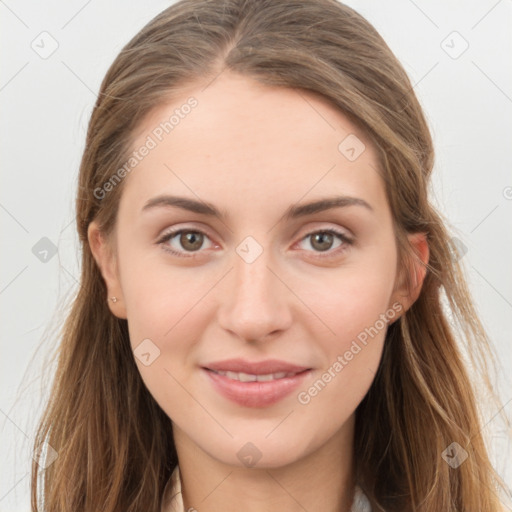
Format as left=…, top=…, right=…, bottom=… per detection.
left=141, top=194, right=373, bottom=221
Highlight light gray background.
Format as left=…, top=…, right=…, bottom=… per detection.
left=1, top=1, right=511, bottom=510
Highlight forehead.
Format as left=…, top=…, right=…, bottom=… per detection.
left=121, top=71, right=387, bottom=219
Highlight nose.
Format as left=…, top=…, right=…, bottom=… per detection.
left=217, top=246, right=293, bottom=343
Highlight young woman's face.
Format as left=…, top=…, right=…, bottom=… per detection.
left=94, top=71, right=418, bottom=468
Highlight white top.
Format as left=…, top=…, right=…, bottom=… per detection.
left=161, top=465, right=372, bottom=511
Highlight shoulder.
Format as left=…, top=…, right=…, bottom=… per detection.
left=352, top=485, right=372, bottom=512
left=161, top=465, right=184, bottom=512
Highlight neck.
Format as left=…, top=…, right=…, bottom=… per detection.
left=172, top=416, right=356, bottom=512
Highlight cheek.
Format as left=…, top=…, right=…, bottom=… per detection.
left=298, top=248, right=397, bottom=345
left=299, top=288, right=391, bottom=406
left=118, top=249, right=218, bottom=410
left=293, top=273, right=395, bottom=439
left=118, top=242, right=213, bottom=342
left=122, top=265, right=206, bottom=420
left=292, top=249, right=397, bottom=399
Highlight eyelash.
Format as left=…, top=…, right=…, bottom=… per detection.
left=156, top=227, right=354, bottom=260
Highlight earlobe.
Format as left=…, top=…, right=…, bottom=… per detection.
left=87, top=221, right=127, bottom=319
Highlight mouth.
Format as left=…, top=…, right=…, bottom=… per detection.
left=201, top=367, right=312, bottom=408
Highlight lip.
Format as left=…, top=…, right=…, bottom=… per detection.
left=202, top=366, right=312, bottom=408
left=203, top=358, right=311, bottom=375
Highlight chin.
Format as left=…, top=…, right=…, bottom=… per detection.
left=200, top=433, right=313, bottom=470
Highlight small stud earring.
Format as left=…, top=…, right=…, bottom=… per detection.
left=110, top=297, right=118, bottom=303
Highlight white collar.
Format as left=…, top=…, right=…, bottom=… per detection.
left=161, top=465, right=372, bottom=511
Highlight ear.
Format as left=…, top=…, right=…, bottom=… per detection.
left=87, top=220, right=127, bottom=319
left=389, top=232, right=429, bottom=319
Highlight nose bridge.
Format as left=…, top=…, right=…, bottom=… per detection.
left=217, top=236, right=292, bottom=341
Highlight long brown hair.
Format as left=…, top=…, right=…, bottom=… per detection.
left=31, top=0, right=509, bottom=510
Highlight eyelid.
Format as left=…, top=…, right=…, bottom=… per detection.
left=294, top=222, right=354, bottom=242
left=156, top=222, right=216, bottom=244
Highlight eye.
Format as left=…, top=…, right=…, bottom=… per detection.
left=297, top=229, right=353, bottom=258
left=156, top=227, right=353, bottom=259
left=157, top=228, right=214, bottom=258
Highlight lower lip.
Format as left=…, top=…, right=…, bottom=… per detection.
left=202, top=368, right=312, bottom=408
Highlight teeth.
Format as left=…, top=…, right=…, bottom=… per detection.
left=237, top=372, right=257, bottom=382
left=212, top=370, right=298, bottom=381
left=256, top=373, right=276, bottom=382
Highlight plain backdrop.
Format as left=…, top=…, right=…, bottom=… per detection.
left=1, top=0, right=511, bottom=510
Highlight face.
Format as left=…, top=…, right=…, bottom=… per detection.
left=90, top=71, right=423, bottom=469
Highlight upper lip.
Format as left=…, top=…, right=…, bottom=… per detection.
left=203, top=358, right=311, bottom=375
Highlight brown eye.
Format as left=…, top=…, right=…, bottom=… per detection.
left=157, top=228, right=214, bottom=258
left=297, top=229, right=353, bottom=258
left=310, top=232, right=335, bottom=252
left=179, top=231, right=204, bottom=251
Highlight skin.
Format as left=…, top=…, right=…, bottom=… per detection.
left=88, top=71, right=429, bottom=512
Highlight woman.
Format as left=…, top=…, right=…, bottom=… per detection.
left=31, top=0, right=509, bottom=510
